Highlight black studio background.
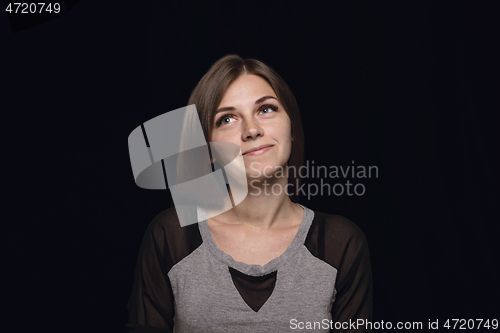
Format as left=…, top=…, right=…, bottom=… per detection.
left=2, top=1, right=498, bottom=332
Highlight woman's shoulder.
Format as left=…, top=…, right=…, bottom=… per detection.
left=146, top=206, right=203, bottom=234
left=143, top=206, right=182, bottom=237
left=142, top=206, right=203, bottom=261
left=310, top=209, right=368, bottom=249
left=305, top=209, right=370, bottom=272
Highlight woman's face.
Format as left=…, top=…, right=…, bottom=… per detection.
left=210, top=74, right=293, bottom=180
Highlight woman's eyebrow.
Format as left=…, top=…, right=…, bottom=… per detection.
left=215, top=95, right=278, bottom=114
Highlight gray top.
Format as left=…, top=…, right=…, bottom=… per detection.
left=169, top=204, right=337, bottom=332
left=126, top=203, right=373, bottom=333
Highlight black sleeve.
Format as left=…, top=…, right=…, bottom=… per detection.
left=305, top=212, right=373, bottom=333
left=329, top=234, right=373, bottom=332
left=126, top=211, right=176, bottom=333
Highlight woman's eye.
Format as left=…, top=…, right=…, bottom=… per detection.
left=223, top=116, right=235, bottom=124
left=259, top=104, right=278, bottom=115
left=216, top=114, right=236, bottom=126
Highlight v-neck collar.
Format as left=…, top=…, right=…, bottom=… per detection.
left=197, top=203, right=314, bottom=276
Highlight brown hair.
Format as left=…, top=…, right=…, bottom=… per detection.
left=187, top=54, right=305, bottom=203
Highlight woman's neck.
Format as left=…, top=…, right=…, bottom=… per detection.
left=209, top=175, right=300, bottom=230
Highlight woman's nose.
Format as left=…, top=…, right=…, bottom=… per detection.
left=241, top=118, right=264, bottom=141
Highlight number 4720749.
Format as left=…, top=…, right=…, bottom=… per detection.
left=5, top=3, right=61, bottom=14
left=444, top=319, right=498, bottom=330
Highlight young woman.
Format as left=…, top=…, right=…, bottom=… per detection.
left=126, top=55, right=373, bottom=332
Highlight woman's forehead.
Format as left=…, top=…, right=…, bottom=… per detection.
left=219, top=75, right=277, bottom=106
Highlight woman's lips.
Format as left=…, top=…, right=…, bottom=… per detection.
left=243, top=145, right=273, bottom=156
